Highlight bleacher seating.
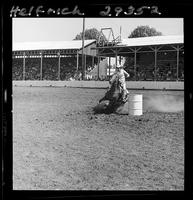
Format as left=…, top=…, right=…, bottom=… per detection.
left=25, top=58, right=41, bottom=80
left=12, top=55, right=184, bottom=81
left=12, top=58, right=23, bottom=80
left=43, top=58, right=58, bottom=80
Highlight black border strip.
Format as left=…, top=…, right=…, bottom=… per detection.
left=2, top=0, right=193, bottom=199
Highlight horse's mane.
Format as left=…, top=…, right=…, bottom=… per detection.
left=110, top=78, right=120, bottom=92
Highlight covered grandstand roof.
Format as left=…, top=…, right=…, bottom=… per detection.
left=117, top=35, right=184, bottom=48
left=95, top=35, right=184, bottom=56
left=13, top=40, right=96, bottom=51
left=13, top=35, right=183, bottom=51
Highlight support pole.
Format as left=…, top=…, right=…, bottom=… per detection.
left=171, top=45, right=183, bottom=81
left=115, top=50, right=118, bottom=66
left=92, top=55, right=94, bottom=68
left=149, top=46, right=161, bottom=81
left=154, top=47, right=157, bottom=81
left=81, top=18, right=85, bottom=80
left=134, top=48, right=137, bottom=81
left=40, top=51, right=43, bottom=80
left=109, top=57, right=111, bottom=80
left=58, top=51, right=61, bottom=80
left=76, top=51, right=79, bottom=71
left=119, top=56, right=121, bottom=64
left=85, top=54, right=87, bottom=70
left=23, top=52, right=26, bottom=80
left=176, top=45, right=179, bottom=81
left=85, top=54, right=87, bottom=79
left=97, top=55, right=100, bottom=80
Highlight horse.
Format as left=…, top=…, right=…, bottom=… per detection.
left=99, top=79, right=121, bottom=103
left=94, top=78, right=126, bottom=114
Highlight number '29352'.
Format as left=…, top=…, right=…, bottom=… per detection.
left=99, top=6, right=161, bottom=16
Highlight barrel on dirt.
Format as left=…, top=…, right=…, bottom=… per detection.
left=128, top=94, right=143, bottom=116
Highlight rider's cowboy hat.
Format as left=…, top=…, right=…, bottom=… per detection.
left=116, top=63, right=123, bottom=68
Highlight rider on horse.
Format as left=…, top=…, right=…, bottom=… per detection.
left=109, top=63, right=130, bottom=102
left=96, top=62, right=130, bottom=113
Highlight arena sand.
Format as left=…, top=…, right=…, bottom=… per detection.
left=13, top=86, right=184, bottom=190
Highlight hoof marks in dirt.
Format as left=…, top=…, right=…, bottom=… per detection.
left=134, top=118, right=150, bottom=122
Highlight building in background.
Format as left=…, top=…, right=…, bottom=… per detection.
left=12, top=40, right=98, bottom=80
left=12, top=35, right=184, bottom=82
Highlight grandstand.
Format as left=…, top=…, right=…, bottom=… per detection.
left=12, top=35, right=184, bottom=86
left=12, top=40, right=98, bottom=80
left=95, top=35, right=184, bottom=82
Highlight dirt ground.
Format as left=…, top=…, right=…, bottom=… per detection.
left=13, top=86, right=184, bottom=190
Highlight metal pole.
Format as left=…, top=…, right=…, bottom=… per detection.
left=81, top=17, right=85, bottom=80
left=115, top=50, right=118, bottom=66
left=85, top=54, right=87, bottom=79
left=40, top=51, right=43, bottom=80
left=120, top=26, right=122, bottom=41
left=176, top=46, right=179, bottom=81
left=92, top=55, right=94, bottom=68
left=58, top=51, right=61, bottom=80
left=23, top=52, right=26, bottom=80
left=77, top=51, right=79, bottom=71
left=85, top=54, right=87, bottom=70
left=92, top=56, right=94, bottom=81
left=119, top=56, right=121, bottom=64
left=97, top=55, right=100, bottom=80
left=109, top=57, right=111, bottom=80
left=154, top=47, right=157, bottom=81
left=134, top=49, right=137, bottom=81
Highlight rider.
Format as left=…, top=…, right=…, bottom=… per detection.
left=109, top=63, right=130, bottom=102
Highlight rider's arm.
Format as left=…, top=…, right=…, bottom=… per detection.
left=109, top=73, right=117, bottom=84
left=123, top=69, right=130, bottom=78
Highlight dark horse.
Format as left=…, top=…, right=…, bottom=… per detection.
left=94, top=78, right=128, bottom=114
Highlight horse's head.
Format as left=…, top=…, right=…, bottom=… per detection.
left=109, top=78, right=121, bottom=101
left=99, top=77, right=121, bottom=104
left=98, top=78, right=123, bottom=113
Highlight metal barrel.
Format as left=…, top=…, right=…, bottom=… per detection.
left=128, top=94, right=143, bottom=116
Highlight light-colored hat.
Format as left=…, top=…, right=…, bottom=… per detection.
left=116, top=63, right=123, bottom=68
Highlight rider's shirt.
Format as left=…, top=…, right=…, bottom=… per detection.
left=110, top=69, right=130, bottom=90
left=117, top=69, right=129, bottom=84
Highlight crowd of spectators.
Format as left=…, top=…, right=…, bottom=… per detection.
left=12, top=57, right=184, bottom=81
left=42, top=58, right=58, bottom=80
left=12, top=58, right=23, bottom=80
left=125, top=62, right=184, bottom=81
left=25, top=58, right=41, bottom=80
left=60, top=57, right=77, bottom=80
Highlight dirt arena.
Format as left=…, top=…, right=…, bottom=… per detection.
left=13, top=86, right=184, bottom=190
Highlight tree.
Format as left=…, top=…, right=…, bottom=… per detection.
left=124, top=25, right=163, bottom=78
left=128, top=25, right=162, bottom=38
left=73, top=28, right=107, bottom=42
